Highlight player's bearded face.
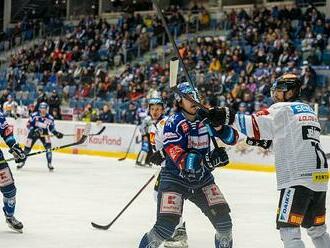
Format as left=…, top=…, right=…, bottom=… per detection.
left=180, top=97, right=198, bottom=116
left=149, top=105, right=163, bottom=120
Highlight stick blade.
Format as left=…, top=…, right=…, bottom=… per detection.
left=78, top=123, right=91, bottom=144
left=118, top=157, right=126, bottom=161
left=169, top=58, right=179, bottom=89
left=91, top=222, right=110, bottom=230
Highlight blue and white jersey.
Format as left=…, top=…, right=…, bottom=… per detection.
left=0, top=112, right=17, bottom=148
left=27, top=112, right=57, bottom=135
left=163, top=111, right=238, bottom=178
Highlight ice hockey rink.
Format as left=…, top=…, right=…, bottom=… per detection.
left=0, top=151, right=329, bottom=248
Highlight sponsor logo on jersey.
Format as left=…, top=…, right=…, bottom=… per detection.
left=278, top=188, right=295, bottom=223
left=202, top=184, right=226, bottom=206
left=312, top=172, right=329, bottom=183
left=314, top=215, right=326, bottom=225
left=0, top=168, right=13, bottom=187
left=298, top=115, right=318, bottom=122
left=165, top=144, right=184, bottom=162
left=289, top=213, right=304, bottom=225
left=163, top=132, right=179, bottom=140
left=291, top=104, right=316, bottom=115
left=149, top=132, right=155, bottom=145
left=188, top=134, right=209, bottom=149
left=160, top=192, right=183, bottom=215
left=180, top=122, right=189, bottom=133
left=302, top=125, right=320, bottom=142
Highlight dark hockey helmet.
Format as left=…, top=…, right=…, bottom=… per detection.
left=271, top=73, right=302, bottom=100
left=39, top=102, right=49, bottom=111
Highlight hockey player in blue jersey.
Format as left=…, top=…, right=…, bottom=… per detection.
left=17, top=102, right=63, bottom=171
left=138, top=82, right=238, bottom=248
left=0, top=112, right=25, bottom=232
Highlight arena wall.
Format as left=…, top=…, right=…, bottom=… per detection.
left=0, top=118, right=329, bottom=172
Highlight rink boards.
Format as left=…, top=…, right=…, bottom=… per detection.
left=1, top=118, right=329, bottom=172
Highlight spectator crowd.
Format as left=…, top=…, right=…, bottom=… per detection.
left=0, top=3, right=329, bottom=129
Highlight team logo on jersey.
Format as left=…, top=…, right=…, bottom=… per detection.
left=278, top=188, right=295, bottom=223
left=160, top=192, right=183, bottom=215
left=302, top=125, right=320, bottom=142
left=180, top=122, right=189, bottom=133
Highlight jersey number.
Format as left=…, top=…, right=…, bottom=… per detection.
left=311, top=142, right=328, bottom=169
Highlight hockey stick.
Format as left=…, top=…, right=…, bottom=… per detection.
left=41, top=126, right=105, bottom=138
left=118, top=125, right=138, bottom=161
left=0, top=123, right=91, bottom=165
left=91, top=173, right=156, bottom=230
left=153, top=0, right=221, bottom=149
left=152, top=0, right=208, bottom=112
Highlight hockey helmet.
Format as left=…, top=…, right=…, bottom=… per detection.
left=174, top=82, right=200, bottom=103
left=39, top=102, right=49, bottom=111
left=271, top=73, right=302, bottom=101
left=148, top=97, right=164, bottom=107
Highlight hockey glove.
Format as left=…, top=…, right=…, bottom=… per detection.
left=203, top=147, right=229, bottom=169
left=149, top=149, right=166, bottom=166
left=31, top=128, right=43, bottom=139
left=208, top=107, right=236, bottom=127
left=180, top=151, right=205, bottom=182
left=53, top=131, right=64, bottom=139
left=246, top=137, right=272, bottom=150
left=9, top=143, right=26, bottom=163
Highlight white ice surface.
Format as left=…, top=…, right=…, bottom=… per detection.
left=0, top=151, right=329, bottom=248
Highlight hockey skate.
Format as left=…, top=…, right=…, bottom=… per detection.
left=16, top=161, right=25, bottom=170
left=5, top=215, right=23, bottom=233
left=47, top=163, right=54, bottom=171
left=164, top=223, right=188, bottom=248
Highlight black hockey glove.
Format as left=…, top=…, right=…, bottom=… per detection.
left=31, top=128, right=43, bottom=139
left=9, top=143, right=26, bottom=163
left=203, top=147, right=229, bottom=169
left=246, top=137, right=272, bottom=150
left=179, top=151, right=205, bottom=182
left=149, top=149, right=166, bottom=166
left=53, top=131, right=64, bottom=139
left=208, top=107, right=236, bottom=127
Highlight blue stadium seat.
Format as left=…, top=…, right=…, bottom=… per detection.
left=316, top=75, right=327, bottom=87
left=322, top=51, right=330, bottom=65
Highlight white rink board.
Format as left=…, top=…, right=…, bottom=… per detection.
left=0, top=151, right=329, bottom=248
left=2, top=118, right=330, bottom=169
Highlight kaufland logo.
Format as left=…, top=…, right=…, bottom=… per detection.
left=89, top=135, right=121, bottom=146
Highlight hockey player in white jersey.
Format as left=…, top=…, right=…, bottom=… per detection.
left=234, top=73, right=330, bottom=248
left=136, top=114, right=152, bottom=166
left=148, top=97, right=188, bottom=248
